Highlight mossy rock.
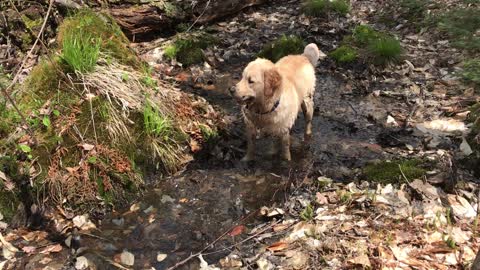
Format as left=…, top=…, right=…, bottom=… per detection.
left=258, top=35, right=306, bottom=62
left=363, top=159, right=427, bottom=183
left=164, top=32, right=217, bottom=66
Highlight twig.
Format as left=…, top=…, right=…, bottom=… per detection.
left=186, top=0, right=211, bottom=32
left=398, top=164, right=410, bottom=184
left=167, top=209, right=262, bottom=270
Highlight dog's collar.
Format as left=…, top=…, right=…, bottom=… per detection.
left=248, top=99, right=280, bottom=115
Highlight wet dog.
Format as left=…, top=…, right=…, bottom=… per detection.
left=231, top=43, right=325, bottom=161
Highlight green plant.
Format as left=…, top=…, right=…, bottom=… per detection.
left=329, top=45, right=358, bottom=63
left=461, top=59, right=480, bottom=88
left=143, top=102, right=173, bottom=138
left=61, top=28, right=101, bottom=73
left=302, top=0, right=350, bottom=16
left=353, top=25, right=380, bottom=45
left=399, top=0, right=430, bottom=20
left=438, top=8, right=480, bottom=51
left=368, top=36, right=402, bottom=65
left=258, top=35, right=305, bottom=62
left=300, top=204, right=314, bottom=221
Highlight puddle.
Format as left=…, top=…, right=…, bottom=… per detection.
left=72, top=71, right=391, bottom=269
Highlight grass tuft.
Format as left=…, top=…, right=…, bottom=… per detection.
left=61, top=29, right=101, bottom=73
left=258, top=35, right=305, bottom=62
left=438, top=8, right=480, bottom=52
left=461, top=59, right=480, bottom=89
left=302, top=0, right=350, bottom=16
left=329, top=45, right=358, bottom=63
left=368, top=36, right=403, bottom=65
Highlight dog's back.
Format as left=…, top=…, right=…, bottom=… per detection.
left=275, top=44, right=319, bottom=102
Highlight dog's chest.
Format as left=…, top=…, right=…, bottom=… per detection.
left=243, top=105, right=298, bottom=135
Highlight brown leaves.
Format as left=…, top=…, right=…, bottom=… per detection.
left=229, top=225, right=246, bottom=237
left=266, top=241, right=288, bottom=252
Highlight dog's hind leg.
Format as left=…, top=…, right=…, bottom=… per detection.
left=241, top=121, right=257, bottom=162
left=280, top=133, right=291, bottom=161
left=301, top=95, right=314, bottom=140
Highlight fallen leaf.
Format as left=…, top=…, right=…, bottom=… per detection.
left=348, top=254, right=371, bottom=268
left=179, top=198, right=189, bottom=203
left=199, top=254, right=220, bottom=270
left=21, top=246, right=36, bottom=254
left=267, top=241, right=288, bottom=252
left=229, top=225, right=245, bottom=237
left=79, top=143, right=95, bottom=151
left=157, top=253, right=167, bottom=262
left=40, top=244, right=62, bottom=254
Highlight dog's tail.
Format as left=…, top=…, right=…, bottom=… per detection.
left=303, top=43, right=326, bottom=67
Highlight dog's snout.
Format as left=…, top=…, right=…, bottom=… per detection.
left=242, top=95, right=254, bottom=103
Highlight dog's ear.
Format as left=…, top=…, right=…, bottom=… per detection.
left=263, top=68, right=281, bottom=97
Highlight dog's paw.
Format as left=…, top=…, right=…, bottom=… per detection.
left=241, top=155, right=255, bottom=162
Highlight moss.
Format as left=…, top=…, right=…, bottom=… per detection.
left=258, top=35, right=305, bottom=62
left=363, top=159, right=427, bottom=183
left=164, top=33, right=216, bottom=66
left=0, top=190, right=19, bottom=222
left=58, top=9, right=139, bottom=67
left=302, top=0, right=350, bottom=16
left=21, top=14, right=42, bottom=31
left=329, top=45, right=358, bottom=63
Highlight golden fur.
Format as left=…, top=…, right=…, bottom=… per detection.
left=232, top=43, right=325, bottom=161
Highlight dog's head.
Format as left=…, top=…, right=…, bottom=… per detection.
left=230, top=58, right=281, bottom=106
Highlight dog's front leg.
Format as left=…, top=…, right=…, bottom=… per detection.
left=242, top=122, right=256, bottom=162
left=280, top=132, right=291, bottom=161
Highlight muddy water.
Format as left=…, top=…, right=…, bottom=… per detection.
left=74, top=73, right=389, bottom=269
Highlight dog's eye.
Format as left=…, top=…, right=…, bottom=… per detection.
left=248, top=78, right=254, bottom=84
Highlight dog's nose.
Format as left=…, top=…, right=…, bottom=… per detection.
left=242, top=95, right=254, bottom=103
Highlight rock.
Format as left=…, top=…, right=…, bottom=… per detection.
left=161, top=194, right=175, bottom=203
left=75, top=256, right=89, bottom=270
left=120, top=250, right=135, bottom=266
left=157, top=253, right=167, bottom=262
left=112, top=218, right=124, bottom=226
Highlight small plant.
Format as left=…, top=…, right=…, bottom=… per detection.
left=399, top=0, right=430, bottom=21
left=438, top=8, right=480, bottom=51
left=143, top=102, right=173, bottom=138
left=368, top=36, right=402, bottom=65
left=303, top=0, right=350, bottom=16
left=329, top=45, right=358, bottom=63
left=461, top=59, right=480, bottom=88
left=199, top=124, right=219, bottom=143
left=338, top=190, right=352, bottom=203
left=163, top=34, right=216, bottom=66
left=352, top=25, right=380, bottom=45
left=258, top=35, right=305, bottom=62
left=300, top=204, right=314, bottom=221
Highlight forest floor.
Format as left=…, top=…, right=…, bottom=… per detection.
left=1, top=0, right=479, bottom=269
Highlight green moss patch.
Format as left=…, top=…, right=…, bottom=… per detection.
left=164, top=32, right=216, bottom=66
left=363, top=159, right=427, bottom=183
left=258, top=35, right=306, bottom=62
left=302, top=0, right=350, bottom=17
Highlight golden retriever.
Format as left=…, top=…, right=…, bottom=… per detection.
left=231, top=43, right=325, bottom=161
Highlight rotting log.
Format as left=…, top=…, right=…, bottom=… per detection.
left=192, top=0, right=268, bottom=23
left=108, top=0, right=268, bottom=40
